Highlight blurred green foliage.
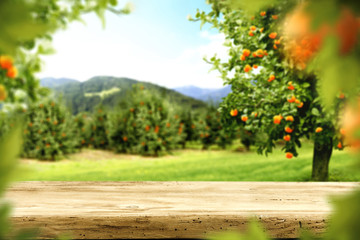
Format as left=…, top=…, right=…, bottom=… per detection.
left=0, top=126, right=39, bottom=240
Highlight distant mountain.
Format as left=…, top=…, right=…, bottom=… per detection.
left=45, top=76, right=208, bottom=114
left=40, top=77, right=79, bottom=88
left=173, top=85, right=231, bottom=103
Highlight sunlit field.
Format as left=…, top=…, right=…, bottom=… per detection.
left=18, top=141, right=360, bottom=182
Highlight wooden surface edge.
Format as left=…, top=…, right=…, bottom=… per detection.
left=11, top=214, right=328, bottom=239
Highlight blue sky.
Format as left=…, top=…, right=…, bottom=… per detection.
left=38, top=0, right=228, bottom=88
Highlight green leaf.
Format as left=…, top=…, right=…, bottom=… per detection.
left=311, top=108, right=320, bottom=116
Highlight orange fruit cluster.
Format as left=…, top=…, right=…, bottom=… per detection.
left=287, top=95, right=303, bottom=108
left=240, top=49, right=251, bottom=61
left=287, top=95, right=296, bottom=103
left=287, top=82, right=295, bottom=90
left=253, top=49, right=267, bottom=58
left=282, top=4, right=330, bottom=69
left=0, top=55, right=18, bottom=78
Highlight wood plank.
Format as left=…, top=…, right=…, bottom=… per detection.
left=4, top=181, right=359, bottom=239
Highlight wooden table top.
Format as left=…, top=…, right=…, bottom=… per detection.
left=5, top=181, right=360, bottom=239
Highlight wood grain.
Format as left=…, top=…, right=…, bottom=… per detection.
left=4, top=181, right=359, bottom=239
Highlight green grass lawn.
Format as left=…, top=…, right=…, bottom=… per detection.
left=18, top=141, right=360, bottom=181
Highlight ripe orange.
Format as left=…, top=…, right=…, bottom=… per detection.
left=6, top=66, right=17, bottom=78
left=285, top=152, right=293, bottom=159
left=269, top=32, right=277, bottom=39
left=250, top=26, right=256, bottom=31
left=244, top=64, right=252, bottom=72
left=297, top=102, right=304, bottom=108
left=241, top=115, right=248, bottom=122
left=123, top=136, right=128, bottom=141
left=315, top=127, right=323, bottom=133
left=285, top=116, right=294, bottom=122
left=256, top=49, right=264, bottom=58
left=273, top=115, right=282, bottom=124
left=288, top=85, right=295, bottom=90
left=285, top=127, right=293, bottom=133
left=0, top=56, right=13, bottom=69
left=283, top=135, right=291, bottom=141
left=272, top=15, right=278, bottom=20
left=249, top=31, right=254, bottom=36
left=154, top=125, right=160, bottom=133
left=230, top=109, right=238, bottom=116
left=240, top=55, right=246, bottom=61
left=145, top=125, right=150, bottom=131
left=287, top=95, right=296, bottom=103
left=260, top=11, right=266, bottom=17
left=243, top=49, right=251, bottom=57
left=337, top=141, right=343, bottom=149
left=268, top=75, right=275, bottom=82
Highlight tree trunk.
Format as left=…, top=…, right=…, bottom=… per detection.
left=312, top=138, right=332, bottom=181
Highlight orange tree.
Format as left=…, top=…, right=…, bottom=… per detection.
left=73, top=112, right=89, bottom=149
left=197, top=107, right=236, bottom=150
left=109, top=85, right=183, bottom=156
left=22, top=98, right=77, bottom=160
left=193, top=0, right=345, bottom=181
left=86, top=105, right=110, bottom=149
left=178, top=110, right=201, bottom=149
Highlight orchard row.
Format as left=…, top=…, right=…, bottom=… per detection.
left=1, top=86, right=253, bottom=160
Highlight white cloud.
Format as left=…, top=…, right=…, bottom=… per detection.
left=37, top=21, right=229, bottom=89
